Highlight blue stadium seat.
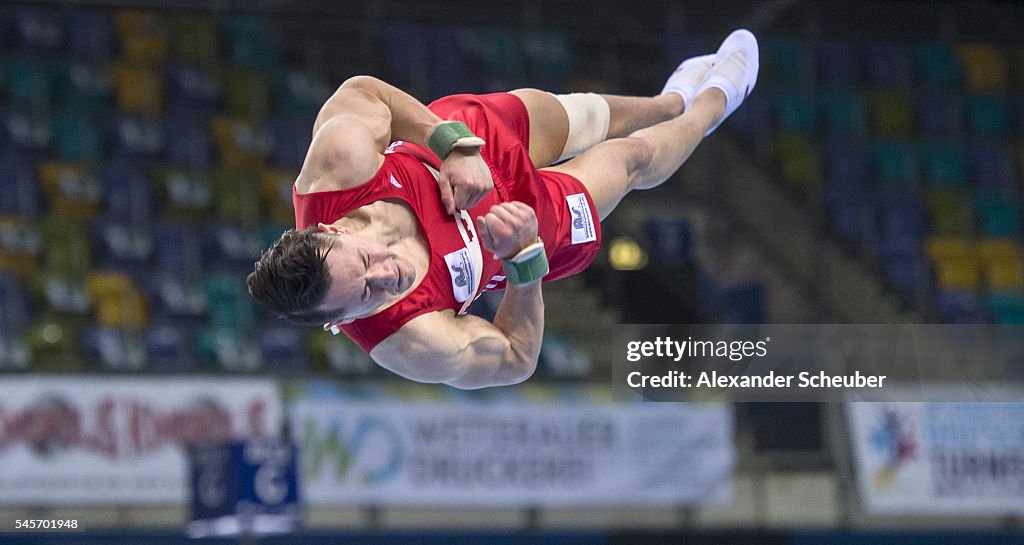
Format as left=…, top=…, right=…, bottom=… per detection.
left=0, top=154, right=43, bottom=216
left=153, top=220, right=203, bottom=277
left=864, top=41, right=913, bottom=89
left=877, top=189, right=927, bottom=241
left=916, top=91, right=964, bottom=137
left=11, top=6, right=63, bottom=54
left=884, top=253, right=930, bottom=300
left=427, top=27, right=485, bottom=97
left=109, top=115, right=165, bottom=160
left=269, top=118, right=311, bottom=170
left=825, top=139, right=872, bottom=190
left=969, top=143, right=1016, bottom=191
left=643, top=218, right=692, bottom=264
left=99, top=161, right=155, bottom=222
left=817, top=40, right=861, bottom=86
left=144, top=321, right=194, bottom=371
left=166, top=66, right=222, bottom=117
left=1, top=110, right=52, bottom=155
left=164, top=116, right=213, bottom=168
left=938, top=289, right=985, bottom=324
left=201, top=222, right=265, bottom=274
left=66, top=8, right=114, bottom=61
left=272, top=70, right=332, bottom=120
left=257, top=324, right=308, bottom=372
left=829, top=195, right=875, bottom=248
left=0, top=273, right=32, bottom=369
left=81, top=326, right=147, bottom=371
left=91, top=220, right=154, bottom=279
left=727, top=91, right=770, bottom=143
left=382, top=21, right=431, bottom=93
left=721, top=282, right=765, bottom=324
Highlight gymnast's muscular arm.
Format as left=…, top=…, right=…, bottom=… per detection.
left=369, top=202, right=544, bottom=389
left=299, top=75, right=493, bottom=211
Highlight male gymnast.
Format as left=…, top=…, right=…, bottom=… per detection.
left=248, top=29, right=760, bottom=389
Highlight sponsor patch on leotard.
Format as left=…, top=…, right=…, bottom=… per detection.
left=566, top=193, right=596, bottom=244
left=444, top=248, right=475, bottom=302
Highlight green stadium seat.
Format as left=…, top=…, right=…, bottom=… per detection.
left=170, top=13, right=219, bottom=68
left=38, top=161, right=103, bottom=220
left=866, top=89, right=915, bottom=136
left=211, top=166, right=264, bottom=222
left=112, top=9, right=170, bottom=67
left=774, top=133, right=823, bottom=196
left=27, top=318, right=85, bottom=371
left=153, top=167, right=215, bottom=221
left=924, top=188, right=973, bottom=236
left=1009, top=46, right=1024, bottom=90
left=222, top=66, right=271, bottom=121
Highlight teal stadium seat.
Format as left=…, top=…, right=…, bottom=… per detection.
left=965, top=94, right=1010, bottom=139
left=974, top=194, right=1021, bottom=238
left=772, top=86, right=817, bottom=135
left=986, top=291, right=1024, bottom=324
left=762, top=37, right=810, bottom=86
left=873, top=139, right=920, bottom=185
left=913, top=43, right=963, bottom=88
left=819, top=88, right=866, bottom=137
left=223, top=14, right=279, bottom=68
left=919, top=141, right=967, bottom=187
left=51, top=112, right=104, bottom=162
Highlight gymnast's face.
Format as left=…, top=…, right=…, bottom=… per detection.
left=315, top=224, right=416, bottom=328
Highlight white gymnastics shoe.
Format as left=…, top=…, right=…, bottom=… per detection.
left=661, top=53, right=716, bottom=111
left=695, top=29, right=760, bottom=136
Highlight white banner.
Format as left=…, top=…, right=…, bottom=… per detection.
left=0, top=376, right=282, bottom=504
left=848, top=399, right=1024, bottom=515
left=294, top=401, right=734, bottom=506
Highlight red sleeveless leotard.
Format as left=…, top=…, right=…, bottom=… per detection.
left=292, top=93, right=601, bottom=353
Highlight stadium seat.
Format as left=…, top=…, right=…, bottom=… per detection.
left=37, top=161, right=102, bottom=220
left=965, top=94, right=1010, bottom=139
left=817, top=40, right=861, bottom=86
left=877, top=189, right=926, bottom=242
left=256, top=324, right=308, bottom=373
left=164, top=116, right=214, bottom=168
left=221, top=67, right=270, bottom=121
left=915, top=91, right=964, bottom=137
left=522, top=29, right=574, bottom=92
left=937, top=289, right=985, bottom=323
left=306, top=332, right=374, bottom=375
left=919, top=141, right=967, bottom=187
left=819, top=88, right=867, bottom=137
left=986, top=291, right=1024, bottom=324
left=109, top=115, right=164, bottom=160
left=99, top=161, right=155, bottom=222
left=110, top=63, right=163, bottom=116
left=974, top=194, right=1021, bottom=237
left=933, top=257, right=981, bottom=290
left=0, top=217, right=43, bottom=278
left=169, top=13, right=219, bottom=67
left=143, top=322, right=194, bottom=371
left=26, top=318, right=85, bottom=371
left=956, top=43, right=1009, bottom=92
left=91, top=220, right=154, bottom=279
left=0, top=272, right=32, bottom=369
left=112, top=9, right=169, bottom=66
left=210, top=117, right=271, bottom=168
left=51, top=111, right=104, bottom=162
left=66, top=8, right=115, bottom=61
left=222, top=13, right=279, bottom=68
left=642, top=218, right=693, bottom=264
left=269, top=118, right=311, bottom=170
left=539, top=334, right=593, bottom=379
left=153, top=167, right=214, bottom=221
left=774, top=133, right=823, bottom=195
left=969, top=143, right=1016, bottom=191
left=260, top=170, right=298, bottom=225
left=884, top=253, right=930, bottom=299
left=978, top=239, right=1023, bottom=290
left=2, top=111, right=53, bottom=154
left=761, top=37, right=810, bottom=86
left=10, top=6, right=63, bottom=54
left=0, top=154, right=43, bottom=216
left=200, top=222, right=264, bottom=274
left=866, top=89, right=915, bottom=136
left=864, top=41, right=913, bottom=89
left=153, top=220, right=204, bottom=277
left=926, top=236, right=975, bottom=262
left=194, top=326, right=262, bottom=372
left=86, top=272, right=148, bottom=330
left=210, top=167, right=264, bottom=222
left=201, top=274, right=257, bottom=331
left=3, top=57, right=52, bottom=114
left=872, top=139, right=919, bottom=185
left=166, top=66, right=222, bottom=117
left=81, top=325, right=146, bottom=370
left=272, top=70, right=332, bottom=121
left=913, top=43, right=963, bottom=88
left=772, top=86, right=817, bottom=135
left=924, top=189, right=973, bottom=236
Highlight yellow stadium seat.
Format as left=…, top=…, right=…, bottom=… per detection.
left=925, top=236, right=974, bottom=263
left=978, top=238, right=1019, bottom=263
left=956, top=43, right=1008, bottom=92
left=986, top=259, right=1024, bottom=290
left=0, top=216, right=41, bottom=278
left=210, top=116, right=271, bottom=168
left=934, top=257, right=981, bottom=290
left=37, top=161, right=102, bottom=220
left=260, top=169, right=297, bottom=224
left=113, top=10, right=170, bottom=66
left=111, top=63, right=163, bottom=116
left=86, top=272, right=148, bottom=330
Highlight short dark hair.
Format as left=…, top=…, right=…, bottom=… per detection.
left=247, top=226, right=341, bottom=326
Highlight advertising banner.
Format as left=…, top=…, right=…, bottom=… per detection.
left=848, top=399, right=1024, bottom=514
left=0, top=377, right=281, bottom=504
left=294, top=400, right=733, bottom=506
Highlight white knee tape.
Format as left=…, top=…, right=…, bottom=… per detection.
left=551, top=92, right=610, bottom=162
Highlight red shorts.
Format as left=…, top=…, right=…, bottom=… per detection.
left=427, top=93, right=602, bottom=283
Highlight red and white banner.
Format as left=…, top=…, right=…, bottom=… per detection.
left=294, top=400, right=734, bottom=506
left=0, top=377, right=281, bottom=504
